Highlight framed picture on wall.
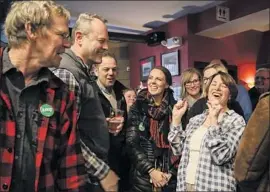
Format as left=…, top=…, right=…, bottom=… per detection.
left=140, top=56, right=155, bottom=81
left=161, top=50, right=180, bottom=76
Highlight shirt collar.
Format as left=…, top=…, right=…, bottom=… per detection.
left=2, top=48, right=15, bottom=74
left=2, top=48, right=52, bottom=86
left=96, top=79, right=114, bottom=95
left=66, top=48, right=91, bottom=74
left=203, top=108, right=235, bottom=116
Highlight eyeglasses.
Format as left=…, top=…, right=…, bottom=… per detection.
left=255, top=76, right=270, bottom=81
left=203, top=76, right=216, bottom=84
left=185, top=79, right=200, bottom=87
left=203, top=74, right=217, bottom=84
left=50, top=27, right=70, bottom=41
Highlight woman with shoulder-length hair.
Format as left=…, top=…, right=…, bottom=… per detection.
left=126, top=66, right=178, bottom=192
left=179, top=68, right=202, bottom=129
left=168, top=71, right=246, bottom=191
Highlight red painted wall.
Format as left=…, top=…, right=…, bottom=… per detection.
left=129, top=29, right=263, bottom=88
left=128, top=16, right=189, bottom=88
left=188, top=30, right=262, bottom=85
left=128, top=1, right=266, bottom=88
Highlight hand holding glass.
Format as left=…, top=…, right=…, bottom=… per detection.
left=108, top=109, right=124, bottom=135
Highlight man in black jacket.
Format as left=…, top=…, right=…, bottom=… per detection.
left=52, top=13, right=119, bottom=192
left=93, top=51, right=130, bottom=191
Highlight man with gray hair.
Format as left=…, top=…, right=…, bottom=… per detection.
left=0, top=1, right=87, bottom=191
left=52, top=13, right=119, bottom=191
left=249, top=67, right=270, bottom=110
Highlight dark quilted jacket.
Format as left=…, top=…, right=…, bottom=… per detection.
left=126, top=89, right=177, bottom=192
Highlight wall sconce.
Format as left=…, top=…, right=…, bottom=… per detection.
left=245, top=77, right=255, bottom=88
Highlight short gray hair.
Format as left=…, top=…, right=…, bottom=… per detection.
left=256, top=68, right=270, bottom=76
left=71, top=13, right=107, bottom=44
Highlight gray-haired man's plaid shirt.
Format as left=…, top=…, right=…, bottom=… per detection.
left=52, top=68, right=110, bottom=181
left=168, top=110, right=246, bottom=191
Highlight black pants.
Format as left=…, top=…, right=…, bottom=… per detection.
left=84, top=183, right=104, bottom=192
left=84, top=181, right=131, bottom=192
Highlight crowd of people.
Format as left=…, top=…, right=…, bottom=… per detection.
left=0, top=1, right=269, bottom=192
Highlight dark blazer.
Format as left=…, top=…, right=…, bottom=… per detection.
left=235, top=93, right=270, bottom=192
left=93, top=80, right=130, bottom=191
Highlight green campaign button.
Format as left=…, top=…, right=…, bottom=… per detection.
left=40, top=104, right=54, bottom=117
left=138, top=123, right=145, bottom=131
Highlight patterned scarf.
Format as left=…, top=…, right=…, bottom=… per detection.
left=137, top=89, right=179, bottom=169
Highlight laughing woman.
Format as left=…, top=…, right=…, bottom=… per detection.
left=126, top=66, right=178, bottom=192
left=168, top=71, right=246, bottom=191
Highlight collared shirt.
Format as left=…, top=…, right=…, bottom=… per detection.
left=2, top=51, right=51, bottom=191
left=168, top=110, right=246, bottom=191
left=52, top=68, right=110, bottom=180
left=0, top=48, right=87, bottom=191
left=96, top=80, right=117, bottom=112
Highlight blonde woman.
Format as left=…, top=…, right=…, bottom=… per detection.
left=180, top=68, right=202, bottom=108
left=179, top=68, right=202, bottom=129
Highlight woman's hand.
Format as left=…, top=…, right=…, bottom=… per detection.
left=162, top=172, right=172, bottom=184
left=206, top=99, right=222, bottom=125
left=172, top=99, right=188, bottom=126
left=149, top=169, right=168, bottom=188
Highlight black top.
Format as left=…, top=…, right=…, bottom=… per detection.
left=94, top=80, right=131, bottom=190
left=126, top=88, right=177, bottom=192
left=248, top=86, right=261, bottom=111
left=186, top=97, right=245, bottom=125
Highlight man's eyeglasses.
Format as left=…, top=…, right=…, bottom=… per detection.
left=203, top=77, right=212, bottom=84
left=255, top=76, right=270, bottom=81
left=185, top=79, right=200, bottom=87
left=50, top=27, right=70, bottom=40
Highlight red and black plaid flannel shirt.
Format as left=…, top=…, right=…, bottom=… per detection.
left=0, top=49, right=87, bottom=191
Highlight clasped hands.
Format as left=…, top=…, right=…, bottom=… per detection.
left=149, top=169, right=172, bottom=188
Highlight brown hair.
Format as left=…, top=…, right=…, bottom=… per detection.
left=123, top=88, right=136, bottom=95
left=205, top=71, right=238, bottom=100
left=93, top=50, right=118, bottom=71
left=101, top=50, right=117, bottom=63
